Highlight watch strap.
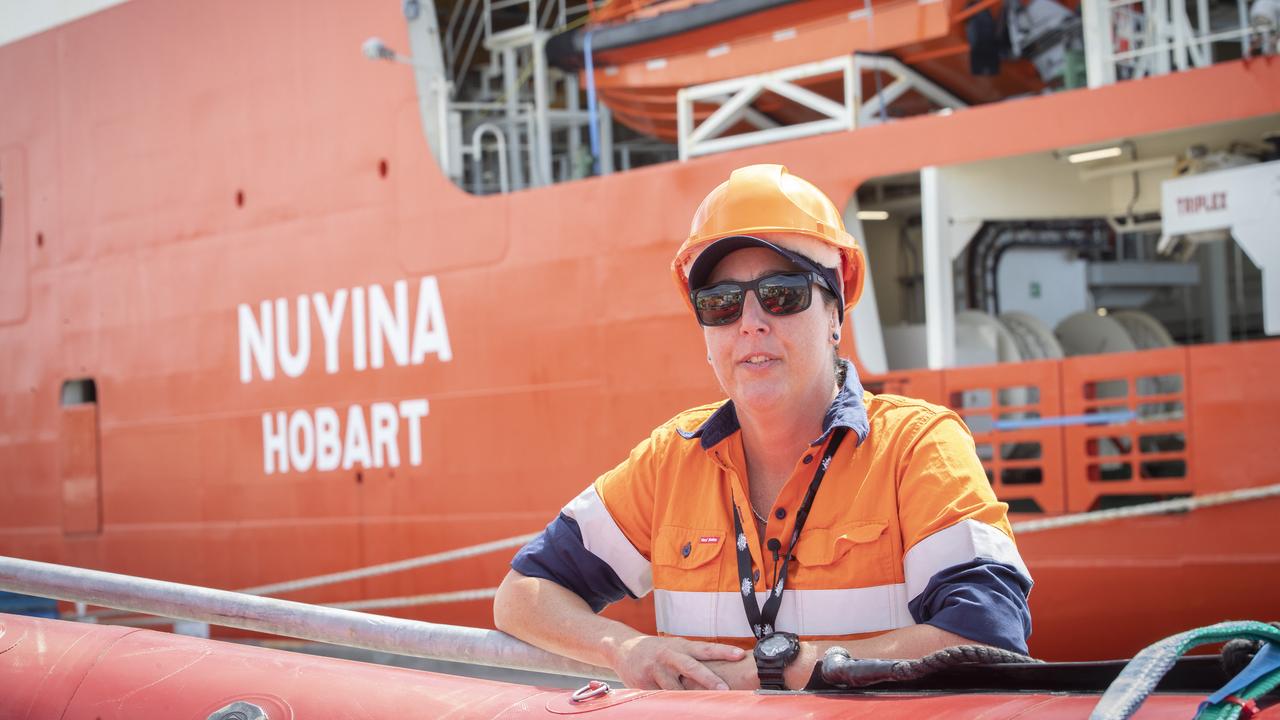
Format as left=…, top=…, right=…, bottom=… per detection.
left=757, top=661, right=788, bottom=691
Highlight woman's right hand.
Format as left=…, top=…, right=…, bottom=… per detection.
left=610, top=635, right=746, bottom=690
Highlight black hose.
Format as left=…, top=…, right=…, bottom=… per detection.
left=963, top=220, right=1110, bottom=313
left=821, top=644, right=1041, bottom=688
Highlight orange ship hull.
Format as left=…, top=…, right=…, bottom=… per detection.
left=0, top=0, right=1277, bottom=662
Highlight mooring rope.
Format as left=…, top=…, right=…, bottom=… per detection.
left=71, top=483, right=1280, bottom=623
left=1012, top=483, right=1280, bottom=534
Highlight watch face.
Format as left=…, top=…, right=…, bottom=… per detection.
left=758, top=634, right=790, bottom=657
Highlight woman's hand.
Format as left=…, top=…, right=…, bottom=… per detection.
left=707, top=641, right=823, bottom=690
left=610, top=635, right=746, bottom=690
left=701, top=655, right=760, bottom=690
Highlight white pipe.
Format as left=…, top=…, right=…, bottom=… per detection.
left=532, top=32, right=553, bottom=186
left=1082, top=0, right=1117, bottom=87
left=1077, top=156, right=1176, bottom=181
left=0, top=555, right=615, bottom=680
left=921, top=166, right=955, bottom=369
left=472, top=122, right=511, bottom=193
left=599, top=101, right=614, bottom=175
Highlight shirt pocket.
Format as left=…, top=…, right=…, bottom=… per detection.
left=651, top=525, right=726, bottom=592
left=792, top=519, right=895, bottom=588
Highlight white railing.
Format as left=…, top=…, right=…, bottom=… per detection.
left=676, top=54, right=966, bottom=162
left=1082, top=0, right=1262, bottom=87
left=1, top=554, right=614, bottom=680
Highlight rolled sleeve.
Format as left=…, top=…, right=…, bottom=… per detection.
left=908, top=559, right=1033, bottom=653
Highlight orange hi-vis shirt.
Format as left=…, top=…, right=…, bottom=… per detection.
left=511, top=362, right=1033, bottom=652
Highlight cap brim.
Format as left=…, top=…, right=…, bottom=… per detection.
left=687, top=236, right=813, bottom=289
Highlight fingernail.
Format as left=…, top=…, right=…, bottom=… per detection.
left=716, top=682, right=729, bottom=691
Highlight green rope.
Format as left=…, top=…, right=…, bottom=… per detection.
left=1197, top=640, right=1280, bottom=720
left=1092, top=621, right=1280, bottom=720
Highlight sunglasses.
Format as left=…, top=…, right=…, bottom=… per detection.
left=691, top=272, right=832, bottom=327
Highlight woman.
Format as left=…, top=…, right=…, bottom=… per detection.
left=493, top=164, right=1032, bottom=692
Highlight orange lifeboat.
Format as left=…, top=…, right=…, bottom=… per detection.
left=0, top=611, right=1271, bottom=719
left=549, top=0, right=1057, bottom=140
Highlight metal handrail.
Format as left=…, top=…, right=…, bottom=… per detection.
left=0, top=555, right=616, bottom=680
left=451, top=0, right=487, bottom=93
left=1083, top=0, right=1262, bottom=87
left=472, top=122, right=512, bottom=193
left=444, top=0, right=469, bottom=67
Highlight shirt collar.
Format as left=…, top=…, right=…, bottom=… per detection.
left=677, top=359, right=870, bottom=450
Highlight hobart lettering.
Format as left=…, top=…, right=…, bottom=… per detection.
left=260, top=400, right=429, bottom=474
left=236, top=277, right=451, bottom=476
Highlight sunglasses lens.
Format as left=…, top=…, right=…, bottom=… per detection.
left=758, top=274, right=811, bottom=316
left=694, top=286, right=744, bottom=326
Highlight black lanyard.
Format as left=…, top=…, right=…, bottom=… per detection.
left=732, top=427, right=848, bottom=639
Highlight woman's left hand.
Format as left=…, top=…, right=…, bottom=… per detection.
left=699, top=656, right=759, bottom=690
left=696, top=641, right=830, bottom=690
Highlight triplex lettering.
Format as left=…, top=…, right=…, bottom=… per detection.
left=1176, top=192, right=1227, bottom=216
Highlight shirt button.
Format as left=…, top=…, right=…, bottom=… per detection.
left=753, top=569, right=761, bottom=582
left=681, top=542, right=692, bottom=558
left=775, top=507, right=787, bottom=520
left=803, top=454, right=814, bottom=464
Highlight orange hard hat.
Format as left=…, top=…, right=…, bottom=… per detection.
left=671, top=164, right=865, bottom=318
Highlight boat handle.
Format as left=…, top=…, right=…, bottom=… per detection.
left=570, top=680, right=611, bottom=703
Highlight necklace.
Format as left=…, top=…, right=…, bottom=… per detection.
left=749, top=500, right=769, bottom=525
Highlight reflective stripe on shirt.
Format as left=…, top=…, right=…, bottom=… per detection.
left=655, top=584, right=914, bottom=638
left=562, top=484, right=653, bottom=597
left=904, top=519, right=1030, bottom=600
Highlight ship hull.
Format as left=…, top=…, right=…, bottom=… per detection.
left=0, top=0, right=1277, bottom=663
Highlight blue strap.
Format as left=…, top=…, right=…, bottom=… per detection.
left=583, top=30, right=601, bottom=175
left=993, top=410, right=1135, bottom=431
left=1200, top=643, right=1280, bottom=711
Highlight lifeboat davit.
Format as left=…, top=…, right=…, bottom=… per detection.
left=549, top=0, right=1052, bottom=141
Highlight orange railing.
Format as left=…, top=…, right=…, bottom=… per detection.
left=944, top=360, right=1067, bottom=516
left=1060, top=347, right=1192, bottom=514
left=863, top=367, right=945, bottom=406
left=862, top=339, right=1280, bottom=519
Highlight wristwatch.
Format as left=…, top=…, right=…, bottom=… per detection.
left=754, top=631, right=800, bottom=690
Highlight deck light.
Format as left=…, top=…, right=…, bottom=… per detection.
left=857, top=210, right=890, bottom=221
left=362, top=37, right=397, bottom=62
left=1067, top=146, right=1124, bottom=164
